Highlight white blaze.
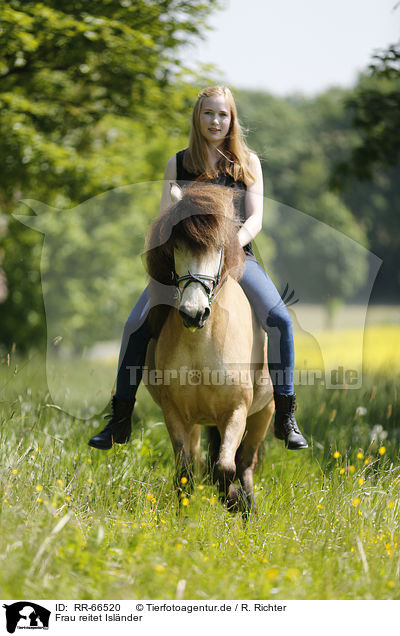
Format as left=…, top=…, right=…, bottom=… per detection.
left=174, top=246, right=221, bottom=318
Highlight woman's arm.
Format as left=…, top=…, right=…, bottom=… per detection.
left=237, top=152, right=264, bottom=248
left=160, top=154, right=177, bottom=214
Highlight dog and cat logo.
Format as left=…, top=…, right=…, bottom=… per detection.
left=2, top=603, right=50, bottom=633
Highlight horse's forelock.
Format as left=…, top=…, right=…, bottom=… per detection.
left=145, top=183, right=243, bottom=284
left=172, top=183, right=237, bottom=249
left=173, top=212, right=231, bottom=252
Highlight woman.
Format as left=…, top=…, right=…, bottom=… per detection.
left=88, top=86, right=307, bottom=451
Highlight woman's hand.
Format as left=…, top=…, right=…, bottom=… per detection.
left=170, top=182, right=183, bottom=202
left=160, top=155, right=178, bottom=214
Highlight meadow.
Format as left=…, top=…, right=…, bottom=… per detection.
left=0, top=322, right=399, bottom=600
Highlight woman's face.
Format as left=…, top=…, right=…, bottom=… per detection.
left=198, top=95, right=232, bottom=145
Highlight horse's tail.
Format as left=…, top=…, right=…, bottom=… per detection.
left=281, top=283, right=299, bottom=307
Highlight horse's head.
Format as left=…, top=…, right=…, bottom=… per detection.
left=174, top=242, right=223, bottom=329
left=146, top=183, right=244, bottom=331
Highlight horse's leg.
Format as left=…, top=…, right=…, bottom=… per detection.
left=205, top=426, right=221, bottom=482
left=215, top=404, right=248, bottom=506
left=236, top=400, right=275, bottom=513
left=190, top=424, right=202, bottom=474
left=163, top=406, right=194, bottom=497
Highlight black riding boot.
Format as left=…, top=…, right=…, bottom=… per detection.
left=273, top=392, right=308, bottom=450
left=88, top=396, right=135, bottom=450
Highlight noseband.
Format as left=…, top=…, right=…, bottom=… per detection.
left=173, top=250, right=224, bottom=305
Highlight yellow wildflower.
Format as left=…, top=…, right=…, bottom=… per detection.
left=379, top=446, right=386, bottom=456
left=265, top=567, right=279, bottom=581
left=352, top=498, right=361, bottom=507
left=333, top=451, right=340, bottom=459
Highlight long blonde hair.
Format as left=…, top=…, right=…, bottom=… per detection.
left=184, top=86, right=256, bottom=185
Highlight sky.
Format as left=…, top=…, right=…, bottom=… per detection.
left=184, top=0, right=400, bottom=96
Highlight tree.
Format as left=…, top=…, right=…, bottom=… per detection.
left=332, top=42, right=400, bottom=183
left=236, top=89, right=370, bottom=321
left=330, top=41, right=400, bottom=301
left=0, top=0, right=219, bottom=203
left=0, top=0, right=220, bottom=351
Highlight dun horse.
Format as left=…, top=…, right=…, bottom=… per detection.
left=145, top=183, right=274, bottom=512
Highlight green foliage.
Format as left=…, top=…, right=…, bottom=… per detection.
left=329, top=42, right=400, bottom=301
left=0, top=0, right=217, bottom=197
left=333, top=43, right=400, bottom=181
left=0, top=0, right=219, bottom=351
left=236, top=89, right=370, bottom=307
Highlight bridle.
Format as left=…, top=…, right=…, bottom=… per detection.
left=173, top=249, right=225, bottom=305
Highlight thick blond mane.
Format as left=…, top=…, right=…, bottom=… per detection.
left=146, top=183, right=244, bottom=287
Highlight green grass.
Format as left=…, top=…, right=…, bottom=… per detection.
left=0, top=352, right=399, bottom=600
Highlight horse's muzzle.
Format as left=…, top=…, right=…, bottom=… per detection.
left=178, top=307, right=210, bottom=330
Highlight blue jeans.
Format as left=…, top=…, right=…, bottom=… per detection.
left=116, top=257, right=295, bottom=399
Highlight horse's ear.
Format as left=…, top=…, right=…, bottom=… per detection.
left=170, top=182, right=183, bottom=202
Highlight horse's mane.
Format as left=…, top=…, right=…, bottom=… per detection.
left=145, top=183, right=245, bottom=336
left=146, top=183, right=244, bottom=285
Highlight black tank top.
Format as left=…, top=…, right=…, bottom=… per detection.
left=175, top=149, right=254, bottom=257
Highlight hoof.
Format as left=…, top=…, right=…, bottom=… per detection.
left=214, top=462, right=236, bottom=494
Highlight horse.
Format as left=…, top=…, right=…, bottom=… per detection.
left=144, top=183, right=274, bottom=512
